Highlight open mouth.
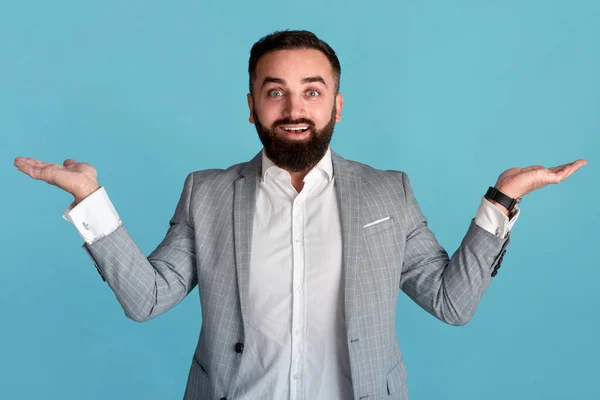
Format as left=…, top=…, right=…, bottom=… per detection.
left=279, top=126, right=310, bottom=133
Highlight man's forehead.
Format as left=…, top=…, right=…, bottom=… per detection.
left=255, top=49, right=334, bottom=82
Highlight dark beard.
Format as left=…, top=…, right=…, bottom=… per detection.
left=253, top=105, right=336, bottom=172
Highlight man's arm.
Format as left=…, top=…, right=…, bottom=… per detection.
left=399, top=172, right=508, bottom=326
left=76, top=173, right=197, bottom=322
left=398, top=159, right=586, bottom=325
left=13, top=156, right=198, bottom=322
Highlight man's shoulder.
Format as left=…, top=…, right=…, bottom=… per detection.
left=189, top=162, right=245, bottom=181
left=331, top=153, right=415, bottom=203
left=334, top=153, right=407, bottom=184
left=185, top=153, right=261, bottom=190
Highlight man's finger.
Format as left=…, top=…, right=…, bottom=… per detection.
left=32, top=159, right=55, bottom=168
left=563, top=162, right=585, bottom=179
left=19, top=165, right=41, bottom=180
left=27, top=165, right=46, bottom=180
left=573, top=159, right=588, bottom=169
left=521, top=165, right=545, bottom=173
left=548, top=165, right=566, bottom=174
left=16, top=158, right=51, bottom=169
left=17, top=162, right=50, bottom=182
left=550, top=159, right=586, bottom=171
left=14, top=157, right=36, bottom=167
left=551, top=160, right=586, bottom=182
left=562, top=160, right=587, bottom=176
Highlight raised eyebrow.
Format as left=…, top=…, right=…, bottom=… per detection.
left=261, top=76, right=285, bottom=89
left=301, top=76, right=327, bottom=87
left=261, top=76, right=328, bottom=89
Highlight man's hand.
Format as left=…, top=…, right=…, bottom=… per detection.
left=14, top=157, right=100, bottom=205
left=490, top=159, right=588, bottom=216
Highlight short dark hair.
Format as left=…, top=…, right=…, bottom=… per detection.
left=248, top=30, right=341, bottom=94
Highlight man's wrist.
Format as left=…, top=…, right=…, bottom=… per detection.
left=73, top=183, right=101, bottom=205
left=486, top=185, right=521, bottom=218
left=495, top=184, right=521, bottom=200
left=487, top=198, right=511, bottom=217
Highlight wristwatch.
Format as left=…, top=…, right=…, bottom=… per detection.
left=484, top=186, right=520, bottom=211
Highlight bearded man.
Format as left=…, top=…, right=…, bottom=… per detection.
left=14, top=30, right=586, bottom=400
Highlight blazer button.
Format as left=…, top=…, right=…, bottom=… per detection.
left=220, top=397, right=227, bottom=400
left=234, top=342, right=244, bottom=353
left=491, top=269, right=498, bottom=277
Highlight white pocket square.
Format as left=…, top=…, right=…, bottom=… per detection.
left=362, top=216, right=390, bottom=228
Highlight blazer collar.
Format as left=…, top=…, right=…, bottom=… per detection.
left=239, top=150, right=262, bottom=179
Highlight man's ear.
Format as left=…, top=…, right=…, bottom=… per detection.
left=247, top=93, right=255, bottom=124
left=335, top=93, right=343, bottom=122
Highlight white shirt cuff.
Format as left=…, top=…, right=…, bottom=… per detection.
left=62, top=186, right=122, bottom=244
left=474, top=196, right=520, bottom=238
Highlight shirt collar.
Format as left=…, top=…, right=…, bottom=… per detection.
left=261, top=147, right=334, bottom=184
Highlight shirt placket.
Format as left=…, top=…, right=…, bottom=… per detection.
left=290, top=192, right=306, bottom=400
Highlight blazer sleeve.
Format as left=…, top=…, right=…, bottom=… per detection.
left=81, top=173, right=198, bottom=322
left=398, top=172, right=510, bottom=326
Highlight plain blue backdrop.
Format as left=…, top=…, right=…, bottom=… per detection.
left=2, top=1, right=598, bottom=399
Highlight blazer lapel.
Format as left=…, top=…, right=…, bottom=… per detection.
left=331, top=151, right=362, bottom=330
left=233, top=152, right=261, bottom=327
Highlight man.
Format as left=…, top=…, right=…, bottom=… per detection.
left=14, top=30, right=586, bottom=400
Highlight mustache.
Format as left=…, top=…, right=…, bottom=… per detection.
left=273, top=117, right=316, bottom=127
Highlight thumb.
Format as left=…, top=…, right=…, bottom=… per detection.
left=63, top=159, right=78, bottom=167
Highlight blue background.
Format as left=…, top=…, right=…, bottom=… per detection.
left=2, top=1, right=598, bottom=399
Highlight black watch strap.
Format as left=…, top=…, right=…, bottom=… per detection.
left=484, top=186, right=519, bottom=211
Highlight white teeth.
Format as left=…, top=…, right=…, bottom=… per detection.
left=282, top=127, right=309, bottom=132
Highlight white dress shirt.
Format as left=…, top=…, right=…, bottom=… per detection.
left=234, top=148, right=352, bottom=399
left=62, top=148, right=519, bottom=399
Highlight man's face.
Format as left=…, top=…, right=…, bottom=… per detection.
left=247, top=49, right=343, bottom=172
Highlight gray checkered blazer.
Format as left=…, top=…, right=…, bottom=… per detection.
left=82, top=150, right=510, bottom=400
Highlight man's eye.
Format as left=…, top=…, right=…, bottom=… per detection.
left=306, top=90, right=319, bottom=97
left=268, top=90, right=283, bottom=97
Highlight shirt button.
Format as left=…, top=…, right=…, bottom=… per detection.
left=295, top=329, right=300, bottom=335
left=296, top=284, right=302, bottom=290
left=293, top=374, right=300, bottom=380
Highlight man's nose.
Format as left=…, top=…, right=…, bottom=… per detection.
left=282, top=94, right=306, bottom=119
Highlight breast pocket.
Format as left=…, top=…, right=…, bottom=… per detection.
left=360, top=216, right=403, bottom=292
left=362, top=217, right=395, bottom=237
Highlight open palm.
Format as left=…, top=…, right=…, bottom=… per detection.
left=14, top=157, right=100, bottom=203
left=495, top=159, right=587, bottom=199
